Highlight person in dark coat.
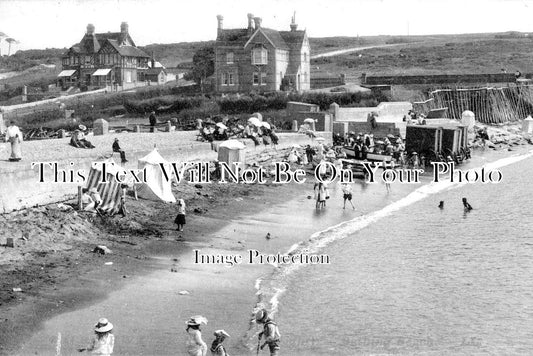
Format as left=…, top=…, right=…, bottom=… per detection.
left=112, top=138, right=128, bottom=164
left=149, top=111, right=157, bottom=133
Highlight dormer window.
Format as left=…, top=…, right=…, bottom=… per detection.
left=252, top=46, right=268, bottom=65
left=226, top=52, right=234, bottom=64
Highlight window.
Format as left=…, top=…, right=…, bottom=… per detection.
left=253, top=72, right=266, bottom=85
left=222, top=73, right=228, bottom=86
left=252, top=47, right=268, bottom=65
left=304, top=52, right=307, bottom=62
left=226, top=52, right=234, bottom=64
left=228, top=73, right=234, bottom=86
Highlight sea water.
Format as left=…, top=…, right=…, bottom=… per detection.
left=253, top=151, right=533, bottom=355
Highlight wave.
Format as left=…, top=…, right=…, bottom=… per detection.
left=243, top=150, right=533, bottom=349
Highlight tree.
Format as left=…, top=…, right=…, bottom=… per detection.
left=0, top=32, right=7, bottom=56
left=189, top=46, right=214, bottom=90
left=6, top=38, right=18, bottom=56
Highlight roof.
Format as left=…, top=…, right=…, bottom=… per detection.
left=104, top=39, right=150, bottom=57
left=145, top=68, right=166, bottom=75
left=92, top=68, right=111, bottom=76
left=216, top=29, right=250, bottom=45
left=279, top=30, right=306, bottom=48
left=57, top=70, right=77, bottom=77
left=217, top=26, right=306, bottom=53
left=257, top=28, right=289, bottom=50
left=67, top=30, right=146, bottom=57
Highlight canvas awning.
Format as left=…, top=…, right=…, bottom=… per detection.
left=92, top=68, right=111, bottom=76
left=57, top=70, right=77, bottom=77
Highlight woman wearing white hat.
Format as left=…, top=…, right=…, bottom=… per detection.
left=210, top=330, right=230, bottom=356
left=186, top=316, right=208, bottom=356
left=78, top=318, right=115, bottom=355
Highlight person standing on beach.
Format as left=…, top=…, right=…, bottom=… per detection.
left=382, top=160, right=391, bottom=193
left=149, top=111, right=157, bottom=133
left=78, top=318, right=115, bottom=355
left=175, top=199, right=186, bottom=231
left=5, top=121, right=23, bottom=161
left=210, top=330, right=230, bottom=356
left=305, top=145, right=315, bottom=166
left=186, top=316, right=208, bottom=356
left=341, top=183, right=355, bottom=210
left=314, top=182, right=328, bottom=209
left=256, top=309, right=281, bottom=356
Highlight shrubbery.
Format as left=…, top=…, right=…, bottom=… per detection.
left=217, top=91, right=388, bottom=113
left=123, top=95, right=205, bottom=115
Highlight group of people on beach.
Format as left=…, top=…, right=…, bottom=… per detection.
left=78, top=308, right=280, bottom=356
left=184, top=308, right=281, bottom=356
left=196, top=116, right=280, bottom=147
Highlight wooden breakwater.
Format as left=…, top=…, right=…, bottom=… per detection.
left=424, top=85, right=533, bottom=124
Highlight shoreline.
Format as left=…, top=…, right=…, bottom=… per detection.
left=1, top=145, right=531, bottom=355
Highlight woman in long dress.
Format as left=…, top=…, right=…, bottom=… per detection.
left=5, top=121, right=22, bottom=161
left=186, top=316, right=208, bottom=356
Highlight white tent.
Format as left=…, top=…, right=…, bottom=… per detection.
left=137, top=149, right=176, bottom=203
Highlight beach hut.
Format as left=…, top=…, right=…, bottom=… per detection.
left=85, top=159, right=122, bottom=215
left=217, top=140, right=246, bottom=175
left=136, top=149, right=176, bottom=203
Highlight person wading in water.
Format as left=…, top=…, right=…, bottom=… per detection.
left=256, top=309, right=281, bottom=356
left=210, top=330, right=230, bottom=356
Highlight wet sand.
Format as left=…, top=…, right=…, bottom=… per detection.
left=11, top=173, right=421, bottom=355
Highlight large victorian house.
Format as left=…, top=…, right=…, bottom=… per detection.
left=58, top=22, right=151, bottom=89
left=214, top=14, right=310, bottom=93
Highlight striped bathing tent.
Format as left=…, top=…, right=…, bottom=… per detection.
left=85, top=159, right=122, bottom=215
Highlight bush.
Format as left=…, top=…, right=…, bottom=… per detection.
left=217, top=91, right=387, bottom=114
left=123, top=95, right=205, bottom=115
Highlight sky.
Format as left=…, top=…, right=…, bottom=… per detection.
left=1, top=0, right=533, bottom=51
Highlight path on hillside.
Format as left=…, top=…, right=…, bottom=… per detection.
left=311, top=43, right=410, bottom=59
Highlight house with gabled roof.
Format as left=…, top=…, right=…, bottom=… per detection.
left=214, top=13, right=310, bottom=93
left=59, top=22, right=151, bottom=89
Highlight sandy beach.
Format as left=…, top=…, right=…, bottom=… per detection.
left=0, top=152, right=424, bottom=356
left=1, top=127, right=531, bottom=355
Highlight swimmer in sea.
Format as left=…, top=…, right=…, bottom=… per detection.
left=438, top=201, right=444, bottom=209
left=462, top=197, right=473, bottom=211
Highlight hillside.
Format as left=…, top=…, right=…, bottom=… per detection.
left=3, top=32, right=533, bottom=93
left=312, top=36, right=533, bottom=80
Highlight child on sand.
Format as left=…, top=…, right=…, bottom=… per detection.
left=341, top=183, right=355, bottom=210
left=78, top=318, right=115, bottom=355
left=175, top=199, right=186, bottom=231
left=210, top=330, right=230, bottom=356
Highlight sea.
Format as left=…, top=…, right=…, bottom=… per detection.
left=250, top=149, right=533, bottom=355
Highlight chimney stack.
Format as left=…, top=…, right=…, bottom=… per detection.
left=253, top=17, right=262, bottom=29
left=217, top=15, right=224, bottom=30
left=290, top=12, right=298, bottom=31
left=120, top=22, right=129, bottom=34
left=247, top=13, right=254, bottom=30
left=86, top=24, right=95, bottom=35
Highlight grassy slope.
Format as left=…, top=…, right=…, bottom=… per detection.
left=311, top=33, right=533, bottom=80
